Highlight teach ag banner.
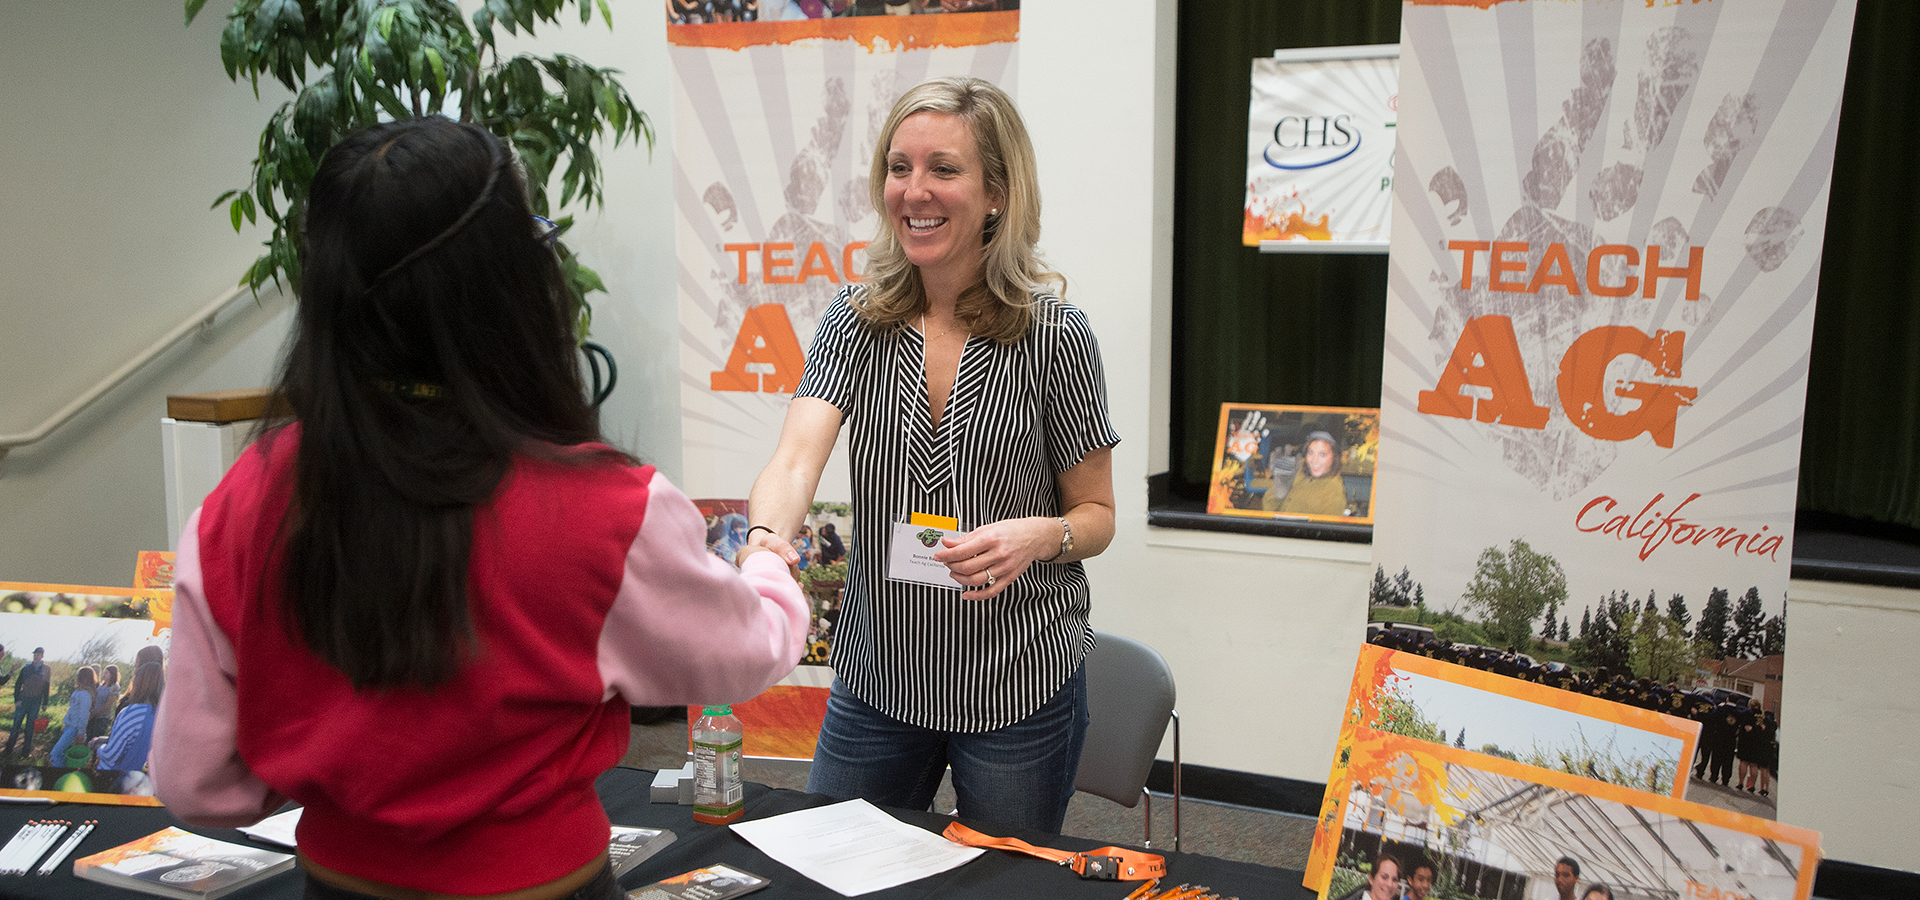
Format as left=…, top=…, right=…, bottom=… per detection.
left=1243, top=45, right=1398, bottom=248
left=668, top=11, right=1019, bottom=500
left=1368, top=0, right=1856, bottom=820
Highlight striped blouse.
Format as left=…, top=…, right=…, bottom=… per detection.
left=794, top=286, right=1121, bottom=732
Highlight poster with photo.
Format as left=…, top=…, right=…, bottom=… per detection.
left=667, top=4, right=1018, bottom=504
left=1305, top=728, right=1819, bottom=900
left=0, top=589, right=169, bottom=806
left=1209, top=403, right=1379, bottom=523
left=1336, top=644, right=1700, bottom=802
left=689, top=501, right=850, bottom=667
left=1370, top=0, right=1858, bottom=821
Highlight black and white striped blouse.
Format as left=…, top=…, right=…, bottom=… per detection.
left=794, top=285, right=1121, bottom=732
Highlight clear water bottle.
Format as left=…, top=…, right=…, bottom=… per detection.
left=691, top=704, right=744, bottom=824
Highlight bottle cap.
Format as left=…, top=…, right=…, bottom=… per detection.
left=702, top=704, right=732, bottom=715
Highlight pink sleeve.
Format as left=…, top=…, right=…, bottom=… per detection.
left=597, top=472, right=808, bottom=706
left=149, top=508, right=288, bottom=827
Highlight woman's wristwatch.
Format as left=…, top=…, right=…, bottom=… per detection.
left=1040, top=516, right=1073, bottom=562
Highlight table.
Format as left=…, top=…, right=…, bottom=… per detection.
left=0, top=768, right=1315, bottom=899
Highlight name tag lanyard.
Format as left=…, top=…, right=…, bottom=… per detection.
left=884, top=332, right=969, bottom=590
left=902, top=329, right=969, bottom=528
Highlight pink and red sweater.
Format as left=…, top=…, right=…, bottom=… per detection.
left=151, top=431, right=806, bottom=893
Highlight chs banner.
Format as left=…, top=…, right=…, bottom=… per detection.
left=1367, top=0, right=1857, bottom=821
left=667, top=11, right=1018, bottom=499
left=1243, top=45, right=1399, bottom=248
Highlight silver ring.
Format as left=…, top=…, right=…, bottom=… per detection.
left=985, top=571, right=996, bottom=588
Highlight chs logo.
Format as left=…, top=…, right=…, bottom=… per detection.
left=1262, top=114, right=1360, bottom=170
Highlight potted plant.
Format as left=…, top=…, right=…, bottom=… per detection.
left=186, top=0, right=651, bottom=337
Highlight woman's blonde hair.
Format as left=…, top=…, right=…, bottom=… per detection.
left=854, top=76, right=1063, bottom=344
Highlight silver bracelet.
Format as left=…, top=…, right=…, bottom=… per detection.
left=1040, top=515, right=1073, bottom=562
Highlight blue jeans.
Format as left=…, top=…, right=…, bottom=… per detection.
left=50, top=722, right=85, bottom=768
left=807, top=664, right=1087, bottom=834
left=4, top=699, right=42, bottom=756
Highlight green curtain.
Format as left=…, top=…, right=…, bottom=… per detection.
left=1799, top=0, right=1920, bottom=531
left=1170, top=0, right=1401, bottom=501
left=1170, top=0, right=1920, bottom=535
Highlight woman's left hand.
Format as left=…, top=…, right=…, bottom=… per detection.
left=933, top=516, right=1061, bottom=600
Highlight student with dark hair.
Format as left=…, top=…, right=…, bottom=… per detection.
left=1404, top=854, right=1436, bottom=900
left=1581, top=885, right=1616, bottom=900
left=95, top=662, right=162, bottom=772
left=3, top=648, right=49, bottom=759
left=1263, top=429, right=1348, bottom=515
left=150, top=116, right=807, bottom=900
left=89, top=663, right=120, bottom=739
left=1554, top=858, right=1582, bottom=900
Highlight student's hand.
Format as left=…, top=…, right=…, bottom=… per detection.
left=737, top=528, right=803, bottom=579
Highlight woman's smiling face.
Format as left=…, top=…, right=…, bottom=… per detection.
left=1305, top=438, right=1336, bottom=478
left=883, top=111, right=998, bottom=287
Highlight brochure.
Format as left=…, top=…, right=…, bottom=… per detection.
left=71, top=826, right=295, bottom=899
left=609, top=824, right=678, bottom=876
left=626, top=863, right=770, bottom=900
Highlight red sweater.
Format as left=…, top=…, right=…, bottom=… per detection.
left=152, top=429, right=806, bottom=892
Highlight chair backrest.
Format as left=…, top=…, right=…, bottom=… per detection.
left=1073, top=631, right=1176, bottom=808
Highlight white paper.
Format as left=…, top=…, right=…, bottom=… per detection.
left=728, top=799, right=983, bottom=896
left=885, top=522, right=965, bottom=590
left=237, top=807, right=303, bottom=848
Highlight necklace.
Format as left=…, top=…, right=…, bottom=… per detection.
left=920, top=312, right=965, bottom=343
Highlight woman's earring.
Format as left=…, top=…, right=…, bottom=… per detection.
left=989, top=208, right=999, bottom=217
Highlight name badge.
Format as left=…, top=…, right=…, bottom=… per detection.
left=886, top=521, right=965, bottom=590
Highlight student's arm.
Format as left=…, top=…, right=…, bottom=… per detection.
left=149, top=509, right=289, bottom=827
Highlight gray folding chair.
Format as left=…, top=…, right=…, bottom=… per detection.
left=1074, top=630, right=1180, bottom=851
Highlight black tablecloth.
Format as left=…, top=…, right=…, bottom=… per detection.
left=0, top=768, right=1315, bottom=899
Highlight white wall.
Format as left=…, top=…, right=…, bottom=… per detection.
left=1776, top=579, right=1920, bottom=868
left=0, top=2, right=294, bottom=586
left=2, top=0, right=1914, bottom=875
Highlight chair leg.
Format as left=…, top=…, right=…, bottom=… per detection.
left=1171, top=709, right=1181, bottom=853
left=1141, top=787, right=1153, bottom=849
left=1141, top=710, right=1182, bottom=852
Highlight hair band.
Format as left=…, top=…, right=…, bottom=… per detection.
left=369, top=130, right=507, bottom=286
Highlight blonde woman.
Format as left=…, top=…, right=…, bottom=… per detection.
left=744, top=77, right=1118, bottom=833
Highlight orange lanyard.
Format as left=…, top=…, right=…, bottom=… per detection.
left=942, top=822, right=1168, bottom=881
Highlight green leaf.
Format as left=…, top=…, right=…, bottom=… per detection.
left=357, top=70, right=412, bottom=120
left=185, top=0, right=210, bottom=26
left=487, top=0, right=515, bottom=35
left=231, top=195, right=247, bottom=232
left=573, top=260, right=606, bottom=295
left=595, top=0, right=612, bottom=27
left=219, top=17, right=246, bottom=81
left=470, top=5, right=495, bottom=48
left=361, top=30, right=398, bottom=82
left=424, top=46, right=447, bottom=96
left=293, top=80, right=339, bottom=157
left=209, top=188, right=241, bottom=210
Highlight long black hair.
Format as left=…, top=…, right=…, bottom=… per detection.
left=275, top=116, right=616, bottom=690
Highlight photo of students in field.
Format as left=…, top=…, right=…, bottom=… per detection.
left=0, top=611, right=167, bottom=804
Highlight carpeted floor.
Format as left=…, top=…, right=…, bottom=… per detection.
left=622, top=714, right=1318, bottom=872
